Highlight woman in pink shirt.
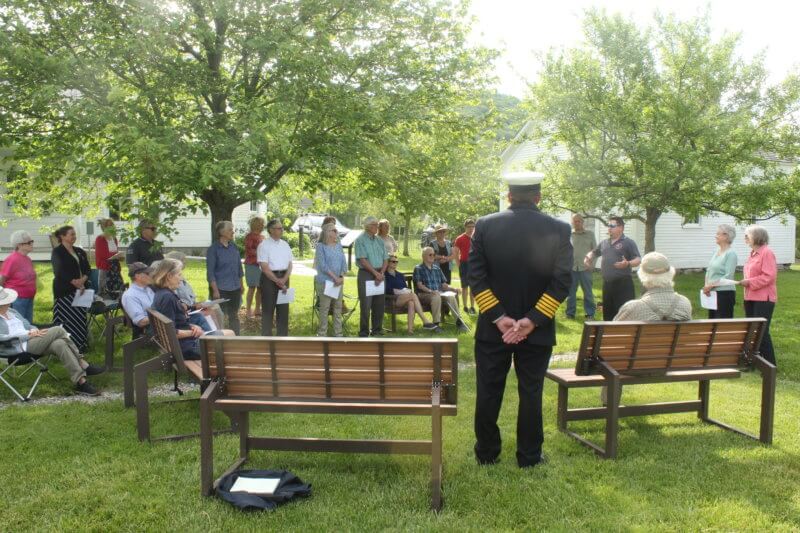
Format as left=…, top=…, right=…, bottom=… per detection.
left=0, top=230, right=37, bottom=322
left=739, top=225, right=778, bottom=366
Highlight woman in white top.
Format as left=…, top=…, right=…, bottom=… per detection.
left=378, top=219, right=398, bottom=255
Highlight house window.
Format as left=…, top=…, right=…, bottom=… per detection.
left=250, top=200, right=259, bottom=212
left=682, top=215, right=701, bottom=228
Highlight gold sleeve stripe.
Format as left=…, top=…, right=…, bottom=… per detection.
left=535, top=301, right=558, bottom=319
left=475, top=293, right=498, bottom=308
left=475, top=289, right=494, bottom=301
left=478, top=298, right=499, bottom=313
left=540, top=293, right=561, bottom=309
left=537, top=295, right=559, bottom=312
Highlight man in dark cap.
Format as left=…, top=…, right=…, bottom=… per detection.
left=469, top=171, right=572, bottom=468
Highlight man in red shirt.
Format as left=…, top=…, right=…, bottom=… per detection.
left=454, top=219, right=476, bottom=314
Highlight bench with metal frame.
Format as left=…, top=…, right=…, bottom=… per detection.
left=134, top=309, right=233, bottom=442
left=546, top=318, right=776, bottom=459
left=199, top=336, right=458, bottom=511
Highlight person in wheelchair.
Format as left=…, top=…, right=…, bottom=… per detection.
left=0, top=286, right=104, bottom=396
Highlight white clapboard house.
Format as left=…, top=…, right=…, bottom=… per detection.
left=0, top=195, right=267, bottom=261
left=501, top=121, right=796, bottom=268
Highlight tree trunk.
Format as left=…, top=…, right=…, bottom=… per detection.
left=644, top=207, right=662, bottom=254
left=403, top=213, right=412, bottom=257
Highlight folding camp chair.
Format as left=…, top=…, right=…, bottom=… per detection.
left=0, top=323, right=58, bottom=402
left=310, top=288, right=359, bottom=336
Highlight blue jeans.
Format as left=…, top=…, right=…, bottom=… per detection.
left=566, top=270, right=596, bottom=318
left=11, top=297, right=34, bottom=323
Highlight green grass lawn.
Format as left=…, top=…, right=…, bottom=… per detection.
left=1, top=260, right=799, bottom=530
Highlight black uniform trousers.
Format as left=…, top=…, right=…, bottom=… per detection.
left=744, top=300, right=776, bottom=366
left=474, top=340, right=552, bottom=467
left=602, top=277, right=635, bottom=320
left=357, top=269, right=385, bottom=336
left=261, top=271, right=289, bottom=336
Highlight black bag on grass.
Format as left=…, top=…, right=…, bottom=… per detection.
left=215, top=469, right=312, bottom=511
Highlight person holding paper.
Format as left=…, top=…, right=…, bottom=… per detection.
left=355, top=217, right=388, bottom=337
left=51, top=225, right=92, bottom=353
left=740, top=225, right=778, bottom=366
left=385, top=254, right=440, bottom=334
left=151, top=259, right=234, bottom=360
left=1, top=287, right=105, bottom=396
left=313, top=223, right=348, bottom=336
left=94, top=218, right=124, bottom=298
left=164, top=252, right=224, bottom=334
left=257, top=219, right=293, bottom=336
left=702, top=224, right=738, bottom=319
left=413, top=247, right=469, bottom=333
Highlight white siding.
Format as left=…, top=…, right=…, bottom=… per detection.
left=500, top=122, right=797, bottom=269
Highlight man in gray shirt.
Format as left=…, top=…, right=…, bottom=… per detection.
left=584, top=216, right=641, bottom=320
left=566, top=214, right=597, bottom=319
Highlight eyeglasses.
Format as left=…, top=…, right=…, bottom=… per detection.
left=272, top=226, right=284, bottom=230
left=21, top=240, right=34, bottom=245
left=144, top=226, right=156, bottom=231
left=388, top=260, right=398, bottom=263
left=607, top=224, right=620, bottom=229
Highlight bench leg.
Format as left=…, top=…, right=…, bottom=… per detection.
left=135, top=354, right=171, bottom=442
left=104, top=315, right=123, bottom=371
left=239, top=411, right=250, bottom=461
left=123, top=336, right=151, bottom=408
left=604, top=379, right=620, bottom=459
left=431, top=385, right=443, bottom=512
left=758, top=359, right=776, bottom=444
left=698, top=380, right=710, bottom=421
left=557, top=384, right=568, bottom=431
left=200, top=381, right=219, bottom=496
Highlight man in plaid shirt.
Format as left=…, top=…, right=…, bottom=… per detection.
left=413, top=247, right=469, bottom=333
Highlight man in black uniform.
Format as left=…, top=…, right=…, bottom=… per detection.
left=125, top=220, right=164, bottom=269
left=469, top=171, right=572, bottom=467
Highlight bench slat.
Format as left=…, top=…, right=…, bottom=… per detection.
left=547, top=367, right=742, bottom=386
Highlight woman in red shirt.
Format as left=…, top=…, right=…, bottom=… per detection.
left=454, top=219, right=476, bottom=314
left=94, top=218, right=124, bottom=297
left=244, top=216, right=266, bottom=318
left=739, top=225, right=778, bottom=366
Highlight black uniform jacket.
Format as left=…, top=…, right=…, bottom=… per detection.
left=51, top=244, right=91, bottom=299
left=468, top=204, right=572, bottom=346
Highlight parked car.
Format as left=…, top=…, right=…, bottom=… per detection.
left=290, top=214, right=351, bottom=241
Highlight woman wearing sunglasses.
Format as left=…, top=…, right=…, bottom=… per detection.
left=0, top=230, right=37, bottom=322
left=385, top=255, right=440, bottom=334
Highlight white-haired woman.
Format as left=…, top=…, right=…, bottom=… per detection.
left=0, top=230, right=37, bottom=322
left=703, top=224, right=738, bottom=319
left=313, top=223, right=348, bottom=336
left=378, top=219, right=398, bottom=255
left=614, top=252, right=692, bottom=321
left=206, top=220, right=243, bottom=334
left=740, top=225, right=778, bottom=366
left=151, top=259, right=234, bottom=360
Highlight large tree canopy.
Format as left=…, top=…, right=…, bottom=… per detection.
left=0, top=0, right=491, bottom=236
left=528, top=10, right=800, bottom=252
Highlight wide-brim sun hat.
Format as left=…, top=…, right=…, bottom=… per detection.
left=0, top=286, right=19, bottom=306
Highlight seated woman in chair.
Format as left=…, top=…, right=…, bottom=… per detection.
left=149, top=259, right=234, bottom=361
left=385, top=255, right=440, bottom=334
left=0, top=286, right=104, bottom=396
left=163, top=251, right=225, bottom=333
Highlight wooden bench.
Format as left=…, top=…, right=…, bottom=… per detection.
left=546, top=318, right=776, bottom=459
left=134, top=309, right=218, bottom=441
left=198, top=336, right=458, bottom=511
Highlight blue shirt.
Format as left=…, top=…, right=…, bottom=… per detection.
left=413, top=263, right=447, bottom=292
left=385, top=270, right=409, bottom=294
left=314, top=243, right=348, bottom=283
left=151, top=288, right=196, bottom=354
left=121, top=283, right=155, bottom=326
left=206, top=240, right=243, bottom=291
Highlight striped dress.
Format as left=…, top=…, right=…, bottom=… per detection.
left=51, top=244, right=91, bottom=353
